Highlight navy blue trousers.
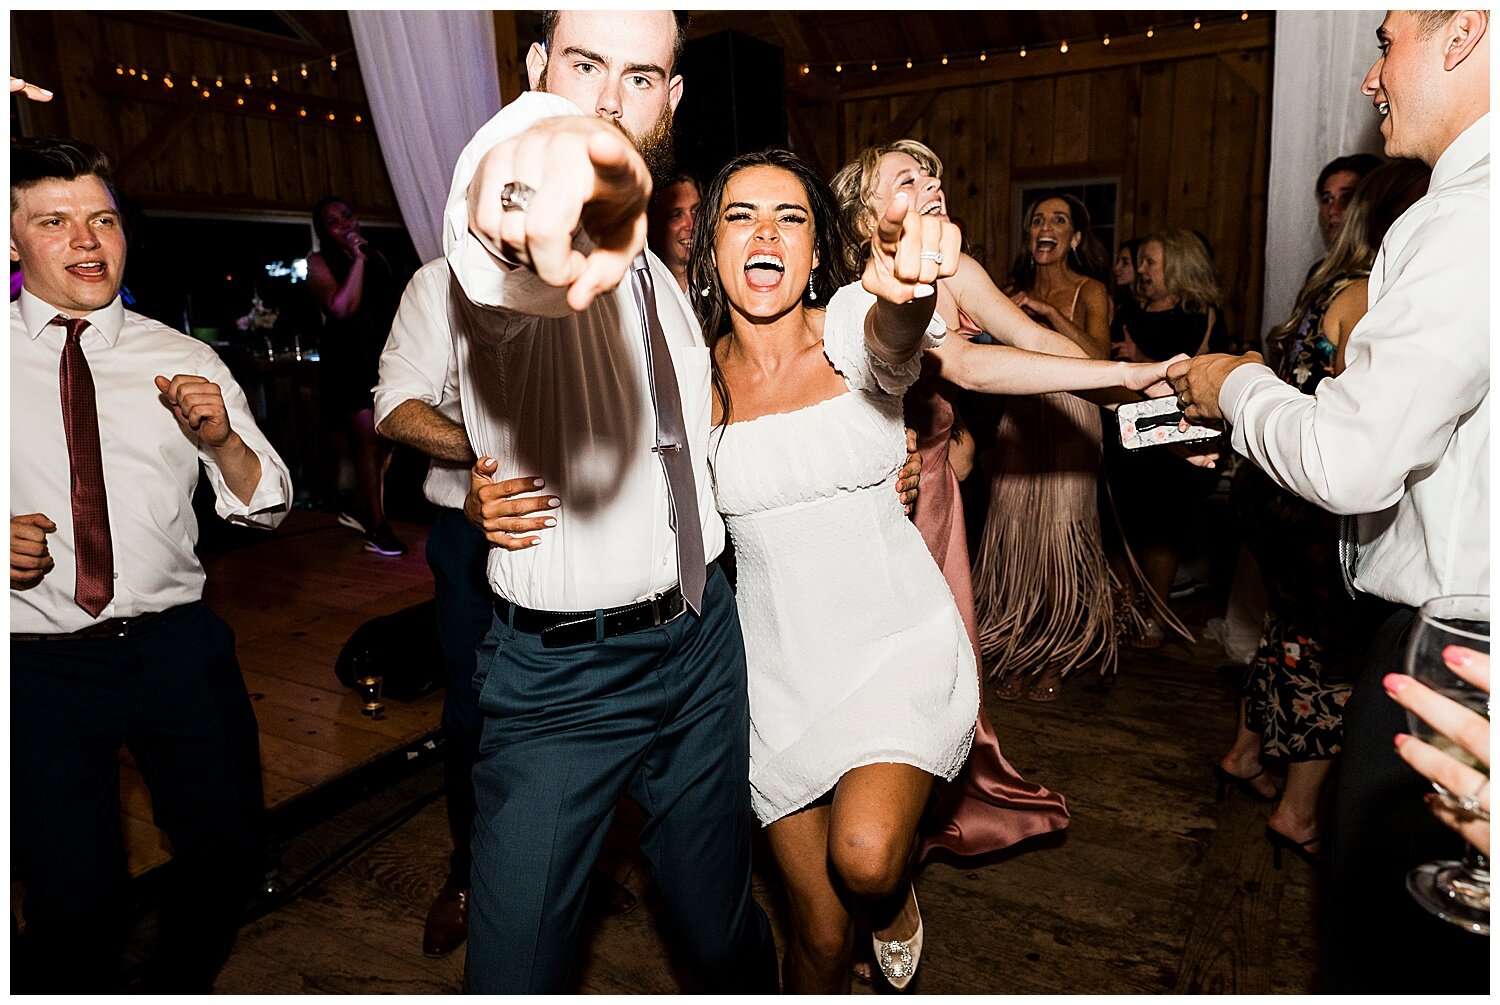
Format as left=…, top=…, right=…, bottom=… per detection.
left=424, top=507, right=490, bottom=884
left=463, top=567, right=776, bottom=993
left=11, top=603, right=265, bottom=992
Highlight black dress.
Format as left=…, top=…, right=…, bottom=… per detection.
left=316, top=248, right=402, bottom=414
left=1230, top=275, right=1362, bottom=760
left=1104, top=301, right=1224, bottom=550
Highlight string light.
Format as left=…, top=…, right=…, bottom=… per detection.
left=1019, top=46, right=1027, bottom=58
left=329, top=54, right=338, bottom=71
left=905, top=58, right=912, bottom=69
left=1103, top=34, right=1111, bottom=46
left=941, top=55, right=948, bottom=65
left=244, top=72, right=253, bottom=87
left=268, top=101, right=277, bottom=111
left=1060, top=40, right=1069, bottom=53
left=215, top=76, right=223, bottom=88
left=1241, top=10, right=1249, bottom=19
left=298, top=107, right=307, bottom=118
left=270, top=69, right=279, bottom=84
left=201, top=89, right=211, bottom=98
left=116, top=65, right=125, bottom=75
left=190, top=75, right=199, bottom=88
left=835, top=63, right=843, bottom=72
left=1147, top=27, right=1155, bottom=38
left=979, top=50, right=987, bottom=61
left=1193, top=18, right=1202, bottom=30
left=236, top=97, right=245, bottom=106
left=354, top=114, right=363, bottom=124
left=870, top=61, right=878, bottom=71
left=300, top=63, right=309, bottom=79
left=327, top=112, right=336, bottom=121
left=163, top=74, right=174, bottom=89
left=128, top=67, right=137, bottom=76
left=800, top=63, right=810, bottom=74
left=140, top=71, right=149, bottom=81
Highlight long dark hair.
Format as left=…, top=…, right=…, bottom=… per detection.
left=311, top=195, right=352, bottom=256
left=688, top=148, right=856, bottom=426
left=1008, top=191, right=1109, bottom=290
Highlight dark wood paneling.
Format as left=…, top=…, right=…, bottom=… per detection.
left=13, top=12, right=399, bottom=221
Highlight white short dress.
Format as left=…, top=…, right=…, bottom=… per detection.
left=710, top=283, right=979, bottom=826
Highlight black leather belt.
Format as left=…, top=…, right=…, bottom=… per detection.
left=12, top=610, right=167, bottom=643
left=496, top=563, right=715, bottom=649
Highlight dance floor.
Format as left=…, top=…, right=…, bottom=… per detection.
left=120, top=510, right=443, bottom=878
left=109, top=508, right=1323, bottom=993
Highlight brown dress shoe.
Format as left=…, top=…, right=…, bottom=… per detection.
left=423, top=882, right=469, bottom=957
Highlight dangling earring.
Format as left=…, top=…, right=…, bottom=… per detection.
left=808, top=270, right=817, bottom=302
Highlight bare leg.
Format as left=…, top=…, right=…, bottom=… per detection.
left=1220, top=699, right=1279, bottom=799
left=829, top=763, right=931, bottom=943
left=1269, top=759, right=1334, bottom=849
left=348, top=407, right=385, bottom=527
left=768, top=762, right=933, bottom=992
left=765, top=807, right=853, bottom=994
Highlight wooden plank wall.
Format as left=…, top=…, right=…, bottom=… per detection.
left=10, top=11, right=399, bottom=221
left=792, top=35, right=1273, bottom=347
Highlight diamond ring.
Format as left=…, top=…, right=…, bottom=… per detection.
left=1455, top=778, right=1490, bottom=818
left=500, top=181, right=536, bottom=213
left=919, top=249, right=943, bottom=265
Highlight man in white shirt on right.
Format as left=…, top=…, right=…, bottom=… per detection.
left=1169, top=9, right=1488, bottom=991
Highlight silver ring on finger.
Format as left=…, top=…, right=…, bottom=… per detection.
left=1455, top=778, right=1491, bottom=818
left=500, top=181, right=536, bottom=213
left=920, top=249, right=943, bottom=265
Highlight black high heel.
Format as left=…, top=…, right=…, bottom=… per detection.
left=1265, top=825, right=1328, bottom=871
left=1212, top=764, right=1276, bottom=803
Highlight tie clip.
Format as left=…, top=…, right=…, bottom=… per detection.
left=652, top=443, right=683, bottom=453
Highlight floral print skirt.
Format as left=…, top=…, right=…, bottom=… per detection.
left=1242, top=611, right=1352, bottom=761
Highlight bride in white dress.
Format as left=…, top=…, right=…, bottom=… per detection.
left=688, top=149, right=964, bottom=993
left=689, top=150, right=1177, bottom=993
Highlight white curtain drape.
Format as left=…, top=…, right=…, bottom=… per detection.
left=1259, top=9, right=1385, bottom=347
left=349, top=11, right=504, bottom=263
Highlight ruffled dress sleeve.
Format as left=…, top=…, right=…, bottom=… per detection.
left=820, top=282, right=947, bottom=397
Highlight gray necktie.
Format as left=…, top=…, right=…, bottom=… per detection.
left=1338, top=515, right=1359, bottom=600
left=629, top=253, right=706, bottom=613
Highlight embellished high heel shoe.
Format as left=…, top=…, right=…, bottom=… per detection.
left=1212, top=764, right=1276, bottom=803
left=1266, top=824, right=1328, bottom=871
left=995, top=672, right=1026, bottom=701
left=872, top=891, right=923, bottom=991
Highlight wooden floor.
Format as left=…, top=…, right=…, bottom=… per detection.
left=170, top=554, right=1327, bottom=995
left=119, top=510, right=444, bottom=878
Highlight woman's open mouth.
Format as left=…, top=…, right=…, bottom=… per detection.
left=744, top=253, right=785, bottom=291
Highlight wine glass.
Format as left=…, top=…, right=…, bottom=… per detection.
left=1403, top=593, right=1490, bottom=935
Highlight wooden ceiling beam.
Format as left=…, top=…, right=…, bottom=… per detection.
left=104, top=11, right=332, bottom=59
left=827, top=18, right=1271, bottom=103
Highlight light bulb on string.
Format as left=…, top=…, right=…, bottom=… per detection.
left=201, top=89, right=210, bottom=98
left=270, top=69, right=279, bottom=84
left=215, top=76, right=223, bottom=88
left=327, top=112, right=336, bottom=121
left=905, top=58, right=912, bottom=69
left=163, top=74, right=174, bottom=89
left=1060, top=40, right=1068, bottom=53
left=870, top=61, right=877, bottom=71
left=140, top=71, right=149, bottom=81
left=116, top=64, right=125, bottom=75
left=236, top=97, right=245, bottom=106
left=190, top=75, right=199, bottom=88
left=268, top=101, right=277, bottom=112
left=244, top=72, right=253, bottom=87
left=1241, top=10, right=1249, bottom=20
left=330, top=54, right=338, bottom=71
left=835, top=63, right=843, bottom=73
left=354, top=114, right=363, bottom=124
left=941, top=55, right=948, bottom=65
left=1019, top=46, right=1027, bottom=58
left=300, top=63, right=309, bottom=79
left=979, top=50, right=987, bottom=61
left=800, top=63, right=810, bottom=74
left=1146, top=27, right=1154, bottom=38
left=1103, top=34, right=1111, bottom=46
left=1193, top=18, right=1201, bottom=30
left=298, top=107, right=307, bottom=118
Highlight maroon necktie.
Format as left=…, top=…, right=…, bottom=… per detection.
left=54, top=315, right=114, bottom=618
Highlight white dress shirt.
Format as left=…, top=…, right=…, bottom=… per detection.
left=372, top=258, right=471, bottom=511
left=445, top=92, right=723, bottom=611
left=11, top=290, right=293, bottom=633
left=1221, top=115, right=1490, bottom=607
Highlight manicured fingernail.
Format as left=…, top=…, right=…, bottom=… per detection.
left=1423, top=793, right=1438, bottom=807
left=527, top=538, right=540, bottom=547
left=546, top=497, right=561, bottom=507
left=1443, top=645, right=1473, bottom=668
left=542, top=518, right=556, bottom=528
left=913, top=283, right=935, bottom=298
left=1394, top=732, right=1410, bottom=749
left=531, top=478, right=544, bottom=488
left=1383, top=673, right=1410, bottom=695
